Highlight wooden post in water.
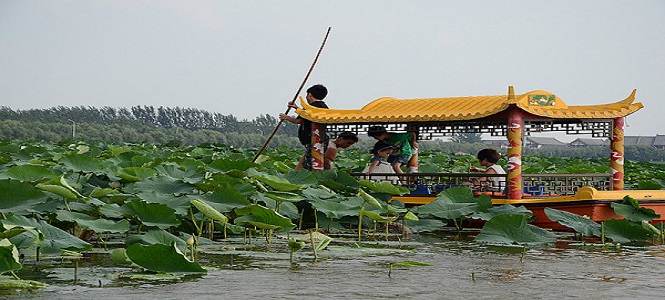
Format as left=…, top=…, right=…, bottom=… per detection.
left=611, top=117, right=625, bottom=190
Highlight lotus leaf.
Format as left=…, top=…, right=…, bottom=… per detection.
left=611, top=196, right=660, bottom=222
left=121, top=200, right=180, bottom=229
left=234, top=204, right=296, bottom=232
left=603, top=219, right=654, bottom=243
left=125, top=243, right=206, bottom=274
left=190, top=199, right=228, bottom=223
left=475, top=214, right=556, bottom=246
left=544, top=207, right=601, bottom=237
left=0, top=239, right=22, bottom=275
left=5, top=164, right=57, bottom=182
left=0, top=180, right=48, bottom=214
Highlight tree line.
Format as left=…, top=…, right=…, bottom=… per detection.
left=1, top=105, right=665, bottom=162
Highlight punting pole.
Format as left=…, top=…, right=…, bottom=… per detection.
left=252, top=26, right=332, bottom=163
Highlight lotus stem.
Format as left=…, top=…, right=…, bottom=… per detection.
left=98, top=233, right=107, bottom=250
left=385, top=222, right=389, bottom=241
left=74, top=260, right=78, bottom=282
left=309, top=231, right=317, bottom=261
left=520, top=245, right=526, bottom=263
left=661, top=222, right=664, bottom=244
left=388, top=263, right=392, bottom=278
left=10, top=271, right=20, bottom=280
left=472, top=272, right=476, bottom=282
left=298, top=208, right=304, bottom=230
left=358, top=203, right=366, bottom=243
left=314, top=208, right=319, bottom=232
left=601, top=222, right=605, bottom=244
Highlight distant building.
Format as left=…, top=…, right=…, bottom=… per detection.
left=625, top=136, right=657, bottom=147
left=569, top=138, right=609, bottom=147
left=524, top=136, right=567, bottom=148
left=483, top=139, right=508, bottom=148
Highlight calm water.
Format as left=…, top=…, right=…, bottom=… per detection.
left=5, top=232, right=665, bottom=300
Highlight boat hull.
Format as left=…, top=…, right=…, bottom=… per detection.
left=392, top=187, right=665, bottom=230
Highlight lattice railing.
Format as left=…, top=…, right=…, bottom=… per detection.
left=349, top=172, right=612, bottom=198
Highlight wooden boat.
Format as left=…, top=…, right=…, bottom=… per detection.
left=294, top=86, right=665, bottom=229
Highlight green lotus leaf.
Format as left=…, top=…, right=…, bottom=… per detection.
left=58, top=176, right=85, bottom=199
left=234, top=204, right=296, bottom=232
left=403, top=211, right=419, bottom=221
left=197, top=186, right=251, bottom=213
left=611, top=196, right=660, bottom=222
left=191, top=199, right=228, bottom=223
left=35, top=184, right=78, bottom=200
left=0, top=279, right=47, bottom=289
left=89, top=187, right=120, bottom=199
left=264, top=191, right=304, bottom=203
left=362, top=211, right=397, bottom=223
left=0, top=238, right=22, bottom=275
left=391, top=260, right=434, bottom=267
left=357, top=189, right=383, bottom=209
left=59, top=153, right=105, bottom=173
left=301, top=186, right=338, bottom=199
left=121, top=200, right=180, bottom=229
left=208, top=158, right=257, bottom=173
left=472, top=204, right=533, bottom=221
left=0, top=180, right=48, bottom=214
left=544, top=207, right=601, bottom=237
left=283, top=169, right=319, bottom=185
left=126, top=176, right=194, bottom=196
left=125, top=243, right=206, bottom=275
left=475, top=214, right=556, bottom=246
left=603, top=219, right=654, bottom=243
left=359, top=180, right=410, bottom=195
left=55, top=210, right=130, bottom=234
left=5, top=165, right=57, bottom=182
left=125, top=229, right=187, bottom=250
left=117, top=167, right=157, bottom=182
left=251, top=172, right=306, bottom=192
left=136, top=191, right=191, bottom=216
left=288, top=238, right=305, bottom=252
left=4, top=214, right=92, bottom=254
left=109, top=248, right=133, bottom=266
left=308, top=197, right=363, bottom=220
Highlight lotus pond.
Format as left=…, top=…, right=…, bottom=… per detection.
left=1, top=141, right=665, bottom=298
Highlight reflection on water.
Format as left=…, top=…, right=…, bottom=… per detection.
left=4, top=231, right=665, bottom=299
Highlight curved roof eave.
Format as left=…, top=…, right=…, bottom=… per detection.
left=296, top=88, right=644, bottom=124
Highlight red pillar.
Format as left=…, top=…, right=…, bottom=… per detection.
left=506, top=107, right=523, bottom=199
left=310, top=122, right=324, bottom=171
left=611, top=117, right=625, bottom=190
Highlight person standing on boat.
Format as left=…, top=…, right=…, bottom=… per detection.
left=468, top=148, right=506, bottom=191
left=367, top=125, right=418, bottom=174
left=279, top=84, right=329, bottom=170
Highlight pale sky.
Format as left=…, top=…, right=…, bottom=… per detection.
left=1, top=1, right=664, bottom=137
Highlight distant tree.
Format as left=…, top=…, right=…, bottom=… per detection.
left=451, top=132, right=482, bottom=143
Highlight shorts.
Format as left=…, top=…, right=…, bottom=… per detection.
left=388, top=154, right=410, bottom=165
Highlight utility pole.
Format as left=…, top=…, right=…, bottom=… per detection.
left=68, top=119, right=76, bottom=139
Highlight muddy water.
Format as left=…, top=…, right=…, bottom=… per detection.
left=5, top=232, right=665, bottom=300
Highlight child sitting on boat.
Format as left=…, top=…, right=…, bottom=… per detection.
left=362, top=141, right=400, bottom=184
left=367, top=126, right=418, bottom=174
left=468, top=148, right=507, bottom=192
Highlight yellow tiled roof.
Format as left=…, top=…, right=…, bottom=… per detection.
left=296, top=87, right=643, bottom=124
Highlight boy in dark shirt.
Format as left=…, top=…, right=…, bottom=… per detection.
left=279, top=84, right=329, bottom=170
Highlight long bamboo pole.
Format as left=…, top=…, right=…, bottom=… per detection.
left=252, top=27, right=332, bottom=163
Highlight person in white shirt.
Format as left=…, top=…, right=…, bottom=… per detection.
left=468, top=148, right=507, bottom=192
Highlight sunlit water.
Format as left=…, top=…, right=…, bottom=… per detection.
left=5, top=231, right=665, bottom=300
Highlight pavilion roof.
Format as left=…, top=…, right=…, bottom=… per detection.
left=296, top=87, right=643, bottom=124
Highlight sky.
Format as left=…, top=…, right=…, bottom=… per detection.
left=1, top=1, right=664, bottom=138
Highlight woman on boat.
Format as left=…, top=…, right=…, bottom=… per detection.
left=468, top=148, right=506, bottom=192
